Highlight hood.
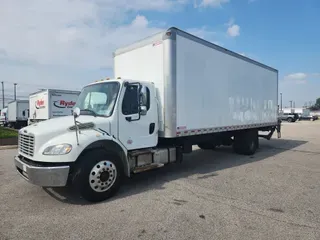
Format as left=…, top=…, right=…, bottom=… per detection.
left=19, top=115, right=112, bottom=142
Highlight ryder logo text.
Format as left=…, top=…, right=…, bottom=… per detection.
left=53, top=100, right=76, bottom=108
left=35, top=99, right=45, bottom=109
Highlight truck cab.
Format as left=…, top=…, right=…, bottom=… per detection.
left=74, top=78, right=159, bottom=150
left=14, top=78, right=165, bottom=202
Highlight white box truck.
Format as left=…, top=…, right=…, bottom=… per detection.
left=28, top=89, right=81, bottom=125
left=14, top=27, right=281, bottom=202
left=0, top=107, right=8, bottom=126
left=7, top=100, right=29, bottom=129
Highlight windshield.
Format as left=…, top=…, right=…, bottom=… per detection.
left=74, top=82, right=120, bottom=117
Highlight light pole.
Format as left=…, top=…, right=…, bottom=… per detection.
left=14, top=83, right=17, bottom=100
left=280, top=93, right=282, bottom=111
left=1, top=81, right=4, bottom=108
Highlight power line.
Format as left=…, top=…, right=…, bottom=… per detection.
left=2, top=80, right=60, bottom=89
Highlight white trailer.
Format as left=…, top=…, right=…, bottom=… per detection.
left=7, top=100, right=29, bottom=129
left=28, top=89, right=81, bottom=125
left=14, top=27, right=281, bottom=202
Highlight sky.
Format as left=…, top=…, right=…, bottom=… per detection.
left=0, top=0, right=319, bottom=108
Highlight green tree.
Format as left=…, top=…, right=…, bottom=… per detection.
left=316, top=97, right=320, bottom=108
left=309, top=97, right=320, bottom=110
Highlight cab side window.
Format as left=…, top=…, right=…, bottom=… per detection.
left=122, top=85, right=151, bottom=115
left=122, top=85, right=139, bottom=115
left=140, top=86, right=150, bottom=111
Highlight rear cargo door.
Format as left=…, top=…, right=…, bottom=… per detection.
left=118, top=83, right=158, bottom=150
left=7, top=102, right=17, bottom=122
left=17, top=102, right=29, bottom=120
left=30, top=91, right=49, bottom=120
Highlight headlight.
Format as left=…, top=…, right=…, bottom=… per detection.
left=43, top=144, right=72, bottom=155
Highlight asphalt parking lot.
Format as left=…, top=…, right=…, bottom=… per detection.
left=1, top=121, right=320, bottom=240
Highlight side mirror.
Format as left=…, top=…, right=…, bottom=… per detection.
left=73, top=107, right=80, bottom=118
left=140, top=105, right=147, bottom=116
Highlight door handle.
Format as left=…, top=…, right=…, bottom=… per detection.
left=149, top=123, right=155, bottom=134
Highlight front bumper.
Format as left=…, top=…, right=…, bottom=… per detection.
left=14, top=155, right=70, bottom=187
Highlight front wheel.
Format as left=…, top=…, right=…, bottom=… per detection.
left=72, top=149, right=124, bottom=202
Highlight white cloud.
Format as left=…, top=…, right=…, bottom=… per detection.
left=227, top=24, right=240, bottom=37
left=225, top=18, right=240, bottom=37
left=284, top=73, right=308, bottom=84
left=196, top=0, right=229, bottom=8
left=0, top=0, right=224, bottom=107
left=0, top=0, right=189, bottom=70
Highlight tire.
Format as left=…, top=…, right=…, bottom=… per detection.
left=287, top=117, right=293, bottom=122
left=233, top=130, right=258, bottom=155
left=198, top=143, right=216, bottom=150
left=72, top=149, right=124, bottom=202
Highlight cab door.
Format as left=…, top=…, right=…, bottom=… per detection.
left=118, top=82, right=158, bottom=150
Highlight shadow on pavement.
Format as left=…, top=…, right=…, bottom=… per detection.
left=45, top=138, right=307, bottom=205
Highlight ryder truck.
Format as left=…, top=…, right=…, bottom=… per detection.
left=28, top=89, right=81, bottom=125
left=14, top=27, right=281, bottom=202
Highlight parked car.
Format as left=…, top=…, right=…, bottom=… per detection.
left=299, top=114, right=318, bottom=121
left=279, top=112, right=299, bottom=122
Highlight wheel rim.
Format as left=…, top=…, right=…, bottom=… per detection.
left=89, top=160, right=117, bottom=192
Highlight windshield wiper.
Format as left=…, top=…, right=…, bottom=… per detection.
left=80, top=109, right=97, bottom=117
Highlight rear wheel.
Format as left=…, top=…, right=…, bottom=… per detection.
left=233, top=129, right=258, bottom=155
left=72, top=149, right=124, bottom=202
left=287, top=117, right=293, bottom=122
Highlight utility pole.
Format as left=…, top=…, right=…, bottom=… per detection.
left=289, top=100, right=293, bottom=109
left=14, top=83, right=17, bottom=100
left=280, top=93, right=282, bottom=111
left=1, top=81, right=4, bottom=108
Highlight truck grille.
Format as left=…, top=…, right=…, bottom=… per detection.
left=19, top=133, right=35, bottom=157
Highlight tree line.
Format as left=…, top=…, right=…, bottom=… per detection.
left=309, top=98, right=320, bottom=110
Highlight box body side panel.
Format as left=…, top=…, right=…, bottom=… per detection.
left=175, top=34, right=278, bottom=133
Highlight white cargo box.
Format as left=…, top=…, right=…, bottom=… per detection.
left=29, top=89, right=81, bottom=121
left=114, top=27, right=278, bottom=138
left=7, top=100, right=29, bottom=122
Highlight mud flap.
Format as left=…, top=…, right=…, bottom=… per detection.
left=276, top=119, right=282, bottom=138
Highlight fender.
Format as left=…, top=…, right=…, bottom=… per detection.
left=78, top=139, right=130, bottom=177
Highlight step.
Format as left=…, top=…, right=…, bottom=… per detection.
left=129, top=148, right=156, bottom=157
left=133, top=163, right=164, bottom=173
